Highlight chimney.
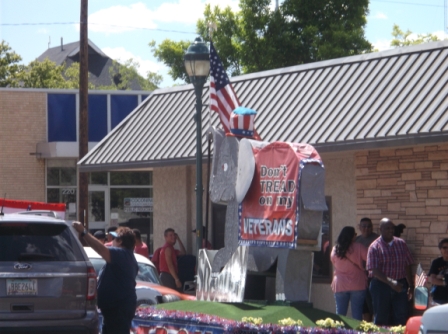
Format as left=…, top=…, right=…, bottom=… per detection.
left=61, top=37, right=63, bottom=51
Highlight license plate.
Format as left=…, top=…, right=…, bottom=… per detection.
left=7, top=279, right=38, bottom=296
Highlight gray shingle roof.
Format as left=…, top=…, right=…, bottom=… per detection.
left=78, top=40, right=448, bottom=172
left=37, top=39, right=142, bottom=90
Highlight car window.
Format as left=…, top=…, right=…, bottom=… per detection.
left=136, top=262, right=160, bottom=284
left=89, top=256, right=161, bottom=284
left=0, top=222, right=84, bottom=261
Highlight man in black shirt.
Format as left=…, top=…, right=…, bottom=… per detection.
left=428, top=238, right=448, bottom=304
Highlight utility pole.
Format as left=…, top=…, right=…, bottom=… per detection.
left=78, top=0, right=89, bottom=228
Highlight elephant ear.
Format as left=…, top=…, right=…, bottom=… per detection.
left=209, top=126, right=225, bottom=189
left=209, top=127, right=239, bottom=204
left=235, top=138, right=255, bottom=203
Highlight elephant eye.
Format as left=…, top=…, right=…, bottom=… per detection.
left=222, top=163, right=228, bottom=172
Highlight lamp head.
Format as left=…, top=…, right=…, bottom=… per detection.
left=184, top=37, right=210, bottom=79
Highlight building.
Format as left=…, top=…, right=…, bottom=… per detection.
left=0, top=88, right=153, bottom=244
left=37, top=39, right=143, bottom=90
left=2, top=40, right=447, bottom=313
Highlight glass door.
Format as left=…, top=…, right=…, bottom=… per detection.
left=88, top=186, right=109, bottom=231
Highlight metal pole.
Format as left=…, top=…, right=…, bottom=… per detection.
left=78, top=0, right=89, bottom=228
left=193, top=77, right=206, bottom=255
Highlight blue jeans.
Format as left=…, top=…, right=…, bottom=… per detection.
left=370, top=278, right=408, bottom=326
left=334, top=290, right=366, bottom=320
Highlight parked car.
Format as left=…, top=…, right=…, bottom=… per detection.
left=17, top=210, right=58, bottom=218
left=0, top=214, right=98, bottom=334
left=417, top=303, right=448, bottom=334
left=84, top=247, right=196, bottom=304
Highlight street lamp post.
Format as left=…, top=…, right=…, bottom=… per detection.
left=184, top=37, right=210, bottom=255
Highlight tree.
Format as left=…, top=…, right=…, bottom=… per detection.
left=281, top=0, right=372, bottom=62
left=151, top=0, right=372, bottom=82
left=196, top=4, right=243, bottom=76
left=14, top=58, right=84, bottom=89
left=0, top=40, right=23, bottom=87
left=104, top=59, right=162, bottom=91
left=149, top=40, right=192, bottom=83
left=391, top=24, right=440, bottom=47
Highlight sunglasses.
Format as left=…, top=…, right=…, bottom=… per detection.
left=441, top=247, right=448, bottom=250
left=360, top=225, right=373, bottom=228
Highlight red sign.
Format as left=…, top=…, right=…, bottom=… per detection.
left=0, top=199, right=66, bottom=219
left=239, top=142, right=300, bottom=248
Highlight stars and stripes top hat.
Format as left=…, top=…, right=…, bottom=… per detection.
left=228, top=106, right=257, bottom=138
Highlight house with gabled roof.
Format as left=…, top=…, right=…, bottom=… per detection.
left=1, top=40, right=446, bottom=314
left=37, top=39, right=142, bottom=90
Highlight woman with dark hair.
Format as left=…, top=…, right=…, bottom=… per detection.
left=331, top=226, right=368, bottom=320
left=73, top=223, right=138, bottom=334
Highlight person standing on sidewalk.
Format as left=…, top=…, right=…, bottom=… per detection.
left=73, top=222, right=138, bottom=334
left=355, top=217, right=378, bottom=322
left=428, top=238, right=448, bottom=305
left=367, top=218, right=413, bottom=326
left=331, top=226, right=368, bottom=320
left=133, top=228, right=149, bottom=258
left=159, top=228, right=186, bottom=290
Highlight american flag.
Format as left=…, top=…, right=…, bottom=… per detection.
left=209, top=43, right=261, bottom=140
left=415, top=263, right=428, bottom=287
left=209, top=42, right=240, bottom=134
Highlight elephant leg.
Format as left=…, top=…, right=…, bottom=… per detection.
left=211, top=200, right=239, bottom=273
left=276, top=250, right=314, bottom=302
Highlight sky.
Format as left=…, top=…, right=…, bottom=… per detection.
left=1, top=0, right=447, bottom=88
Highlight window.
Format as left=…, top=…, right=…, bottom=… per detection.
left=89, top=172, right=107, bottom=185
left=312, top=196, right=332, bottom=282
left=47, top=167, right=76, bottom=186
left=110, top=171, right=152, bottom=185
left=47, top=160, right=77, bottom=220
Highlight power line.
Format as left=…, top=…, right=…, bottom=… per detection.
left=0, top=21, right=196, bottom=35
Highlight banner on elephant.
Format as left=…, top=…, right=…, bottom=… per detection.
left=238, top=142, right=301, bottom=248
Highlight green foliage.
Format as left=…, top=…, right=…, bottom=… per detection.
left=151, top=0, right=372, bottom=83
left=103, top=58, right=161, bottom=91
left=17, top=58, right=65, bottom=88
left=0, top=40, right=23, bottom=87
left=197, top=4, right=243, bottom=76
left=356, top=320, right=380, bottom=332
left=391, top=24, right=440, bottom=47
left=1, top=41, right=159, bottom=90
left=281, top=0, right=372, bottom=62
left=277, top=317, right=303, bottom=326
left=315, top=318, right=345, bottom=328
left=149, top=39, right=192, bottom=83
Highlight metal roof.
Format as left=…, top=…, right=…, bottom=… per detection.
left=79, top=41, right=448, bottom=172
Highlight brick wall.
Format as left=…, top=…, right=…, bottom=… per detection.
left=0, top=91, right=46, bottom=201
left=356, top=144, right=448, bottom=272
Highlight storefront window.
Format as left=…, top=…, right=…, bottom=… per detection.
left=110, top=187, right=153, bottom=251
left=47, top=160, right=78, bottom=220
left=110, top=171, right=151, bottom=185
left=47, top=167, right=76, bottom=186
left=89, top=172, right=107, bottom=185
left=46, top=165, right=153, bottom=248
left=47, top=188, right=77, bottom=220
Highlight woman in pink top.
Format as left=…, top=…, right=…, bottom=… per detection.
left=331, top=226, right=368, bottom=320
